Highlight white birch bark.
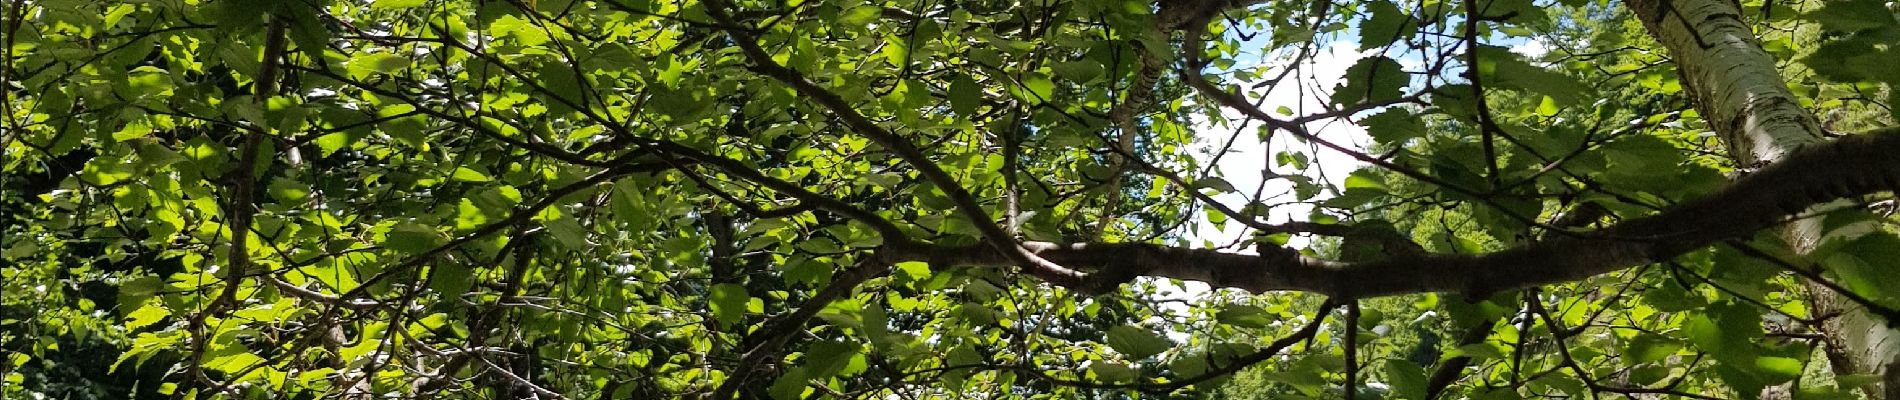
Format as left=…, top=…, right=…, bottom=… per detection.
left=1624, top=0, right=1898, bottom=397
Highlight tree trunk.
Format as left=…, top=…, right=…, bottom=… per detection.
left=1624, top=0, right=1897, bottom=397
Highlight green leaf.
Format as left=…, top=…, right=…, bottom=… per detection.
left=840, top=5, right=883, bottom=26
left=1473, top=0, right=1545, bottom=25
left=1359, top=108, right=1427, bottom=144
left=802, top=340, right=865, bottom=379
left=949, top=75, right=982, bottom=117
left=1536, top=95, right=1560, bottom=116
left=768, top=367, right=810, bottom=400
left=123, top=303, right=170, bottom=331
left=204, top=348, right=265, bottom=373
left=648, top=84, right=709, bottom=120
left=1358, top=1, right=1417, bottom=51
left=1803, top=36, right=1900, bottom=84
left=544, top=217, right=594, bottom=249
left=383, top=222, right=447, bottom=255
left=1276, top=151, right=1309, bottom=170
left=1478, top=46, right=1589, bottom=106
left=491, top=15, right=550, bottom=46
left=1385, top=359, right=1428, bottom=399
left=267, top=177, right=311, bottom=204
left=1052, top=60, right=1105, bottom=83
left=1838, top=374, right=1884, bottom=388
left=1803, top=0, right=1898, bottom=32
left=370, top=0, right=427, bottom=9
left=1343, top=170, right=1386, bottom=191
left=1106, top=325, right=1171, bottom=359
left=1089, top=361, right=1138, bottom=382
left=473, top=186, right=522, bottom=212
left=539, top=63, right=587, bottom=114
left=314, top=132, right=355, bottom=157
left=429, top=262, right=474, bottom=300
left=1195, top=177, right=1237, bottom=193
left=1447, top=344, right=1507, bottom=365
left=1825, top=233, right=1900, bottom=303
left=346, top=53, right=411, bottom=79
left=709, top=283, right=749, bottom=327
left=102, top=4, right=137, bottom=27
left=1215, top=305, right=1273, bottom=328
left=880, top=34, right=910, bottom=67
left=1019, top=76, right=1055, bottom=102
left=382, top=110, right=430, bottom=149
left=1170, top=354, right=1208, bottom=377
left=451, top=167, right=493, bottom=182
left=455, top=198, right=489, bottom=231
left=610, top=181, right=651, bottom=228
left=81, top=155, right=135, bottom=186
left=113, top=121, right=154, bottom=142
left=1753, top=356, right=1804, bottom=381
left=1332, top=56, right=1407, bottom=105
left=119, top=66, right=173, bottom=99
left=117, top=276, right=164, bottom=311
left=1623, top=333, right=1682, bottom=365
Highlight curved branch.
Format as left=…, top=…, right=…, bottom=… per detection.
left=888, top=128, right=1900, bottom=298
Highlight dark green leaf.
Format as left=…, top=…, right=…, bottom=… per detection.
left=385, top=222, right=447, bottom=255
left=1089, top=361, right=1137, bottom=382
left=1359, top=1, right=1417, bottom=51
left=429, top=262, right=474, bottom=301
left=1360, top=108, right=1427, bottom=144
left=1105, top=325, right=1171, bottom=359
left=1332, top=56, right=1408, bottom=105
left=1385, top=359, right=1428, bottom=399
left=1215, top=305, right=1273, bottom=328
left=949, top=74, right=981, bottom=117
left=1803, top=0, right=1899, bottom=32
left=1052, top=60, right=1105, bottom=83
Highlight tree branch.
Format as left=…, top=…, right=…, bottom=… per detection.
left=701, top=0, right=1093, bottom=289
left=885, top=128, right=1900, bottom=298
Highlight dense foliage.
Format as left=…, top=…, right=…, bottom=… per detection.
left=2, top=0, right=1897, bottom=399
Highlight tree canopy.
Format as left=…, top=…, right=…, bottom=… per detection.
left=3, top=0, right=1900, bottom=399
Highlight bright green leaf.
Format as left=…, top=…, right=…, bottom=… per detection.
left=451, top=167, right=493, bottom=182
left=709, top=283, right=749, bottom=327
left=1106, top=325, right=1171, bottom=359
left=370, top=0, right=427, bottom=9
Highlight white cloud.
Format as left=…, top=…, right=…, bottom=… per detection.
left=1510, top=37, right=1551, bottom=59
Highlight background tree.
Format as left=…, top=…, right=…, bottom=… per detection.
left=2, top=0, right=1898, bottom=399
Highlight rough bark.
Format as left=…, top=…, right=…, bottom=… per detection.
left=1624, top=0, right=1897, bottom=397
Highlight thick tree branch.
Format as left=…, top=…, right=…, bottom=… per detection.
left=886, top=128, right=1900, bottom=298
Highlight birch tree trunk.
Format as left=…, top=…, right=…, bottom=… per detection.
left=1625, top=0, right=1898, bottom=397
